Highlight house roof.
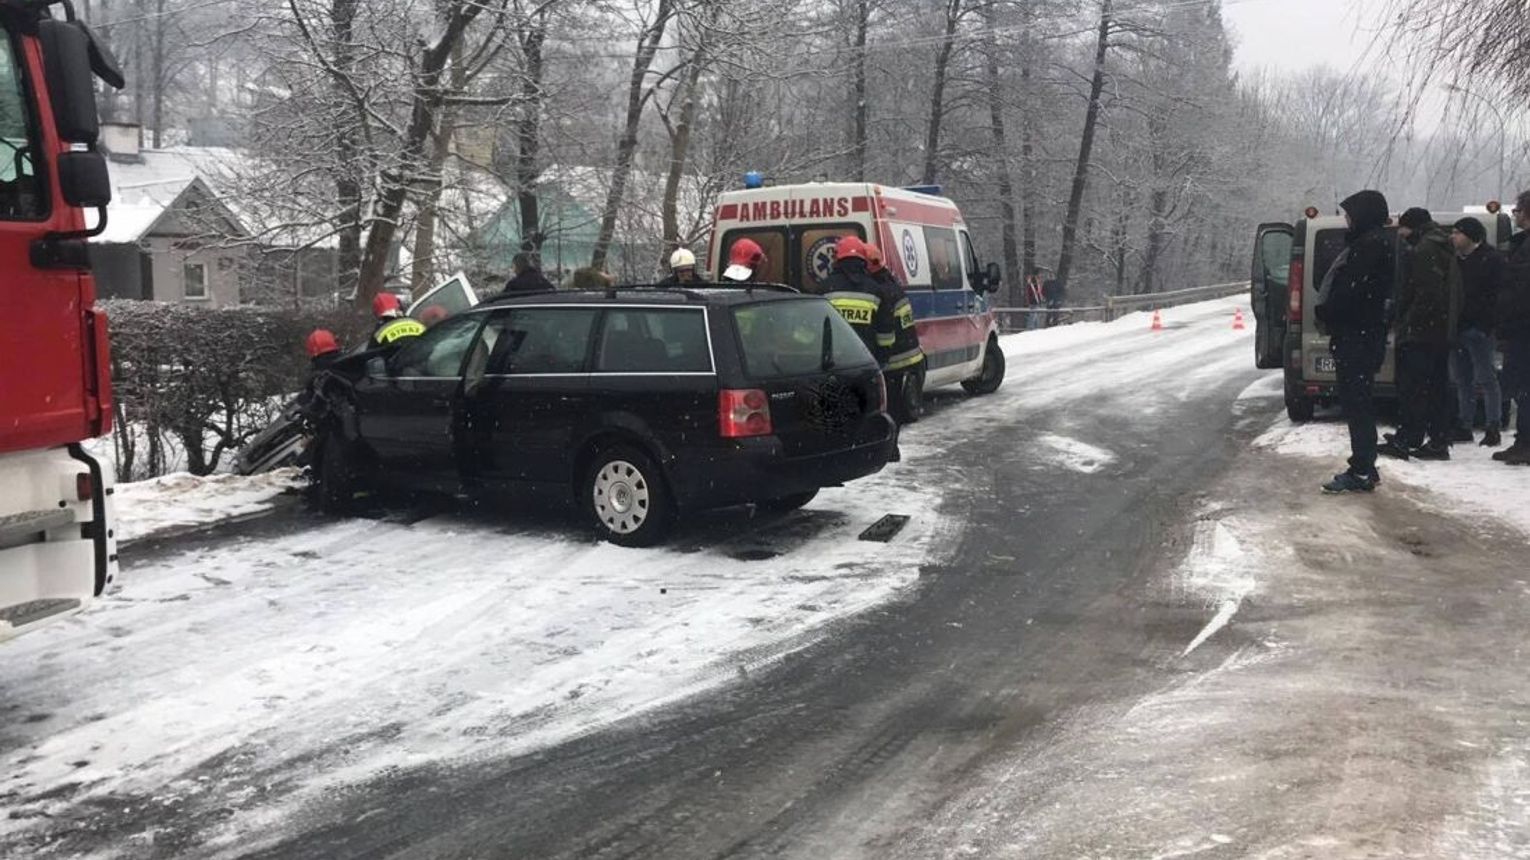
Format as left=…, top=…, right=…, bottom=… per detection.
left=92, top=149, right=249, bottom=245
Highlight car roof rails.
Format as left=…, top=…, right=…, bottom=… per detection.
left=481, top=282, right=801, bottom=306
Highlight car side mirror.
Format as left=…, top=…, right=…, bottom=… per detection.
left=984, top=263, right=1002, bottom=292
left=366, top=356, right=388, bottom=379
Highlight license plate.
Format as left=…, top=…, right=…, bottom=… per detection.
left=1315, top=355, right=1336, bottom=374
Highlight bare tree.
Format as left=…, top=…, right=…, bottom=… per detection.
left=590, top=0, right=676, bottom=273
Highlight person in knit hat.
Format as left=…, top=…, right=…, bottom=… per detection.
left=1379, top=207, right=1463, bottom=461
left=1447, top=217, right=1506, bottom=447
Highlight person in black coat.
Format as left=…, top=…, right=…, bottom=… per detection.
left=1314, top=189, right=1393, bottom=493
left=1497, top=191, right=1530, bottom=465
left=500, top=253, right=555, bottom=295
left=1447, top=217, right=1506, bottom=446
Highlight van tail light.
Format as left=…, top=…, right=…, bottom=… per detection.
left=76, top=472, right=94, bottom=502
left=876, top=373, right=889, bottom=415
left=719, top=389, right=773, bottom=438
left=1287, top=255, right=1304, bottom=323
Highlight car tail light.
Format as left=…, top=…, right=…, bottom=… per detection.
left=876, top=373, right=888, bottom=415
left=719, top=389, right=772, bottom=438
left=76, top=472, right=94, bottom=502
left=1287, top=255, right=1304, bottom=323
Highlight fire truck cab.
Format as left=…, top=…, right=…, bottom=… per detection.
left=0, top=0, right=123, bottom=639
left=707, top=182, right=1006, bottom=398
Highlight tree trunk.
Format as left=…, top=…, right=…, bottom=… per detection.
left=1140, top=188, right=1169, bottom=294
left=150, top=0, right=165, bottom=148
left=515, top=17, right=547, bottom=256
left=661, top=9, right=717, bottom=267
left=921, top=0, right=962, bottom=185
left=984, top=2, right=1020, bottom=303
left=851, top=0, right=868, bottom=181
left=591, top=0, right=675, bottom=273
left=330, top=0, right=363, bottom=304
left=409, top=118, right=453, bottom=296
left=410, top=44, right=464, bottom=297
left=354, top=2, right=484, bottom=304
left=1018, top=8, right=1038, bottom=282
left=1055, top=0, right=1112, bottom=290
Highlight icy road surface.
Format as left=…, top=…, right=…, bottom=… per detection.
left=8, top=295, right=1530, bottom=859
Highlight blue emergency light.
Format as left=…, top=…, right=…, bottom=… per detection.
left=743, top=171, right=765, bottom=189
left=904, top=184, right=943, bottom=197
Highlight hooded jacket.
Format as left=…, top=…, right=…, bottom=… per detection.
left=1394, top=221, right=1463, bottom=347
left=1314, top=190, right=1392, bottom=341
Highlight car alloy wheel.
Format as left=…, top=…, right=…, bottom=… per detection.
left=593, top=459, right=651, bottom=535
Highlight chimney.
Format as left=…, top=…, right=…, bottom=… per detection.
left=101, top=122, right=143, bottom=163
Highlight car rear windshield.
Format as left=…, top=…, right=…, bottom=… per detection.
left=732, top=299, right=875, bottom=379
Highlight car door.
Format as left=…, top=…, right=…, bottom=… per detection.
left=464, top=306, right=599, bottom=487
left=353, top=313, right=485, bottom=490
left=408, top=272, right=479, bottom=323
left=1251, top=222, right=1294, bottom=369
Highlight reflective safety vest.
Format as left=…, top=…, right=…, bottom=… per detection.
left=826, top=269, right=925, bottom=371
left=374, top=317, right=426, bottom=345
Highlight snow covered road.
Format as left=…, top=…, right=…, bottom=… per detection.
left=8, top=295, right=1529, bottom=859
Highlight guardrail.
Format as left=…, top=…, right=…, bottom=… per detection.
left=992, top=281, right=1246, bottom=329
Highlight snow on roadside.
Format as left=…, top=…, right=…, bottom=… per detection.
left=113, top=469, right=303, bottom=543
left=0, top=451, right=957, bottom=849
left=1255, top=417, right=1530, bottom=537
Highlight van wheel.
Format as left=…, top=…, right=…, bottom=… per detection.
left=1285, top=392, right=1315, bottom=423
left=759, top=490, right=818, bottom=514
left=961, top=337, right=1005, bottom=395
left=585, top=445, right=674, bottom=548
left=315, top=430, right=360, bottom=514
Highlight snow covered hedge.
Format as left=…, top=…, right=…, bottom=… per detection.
left=102, top=300, right=370, bottom=480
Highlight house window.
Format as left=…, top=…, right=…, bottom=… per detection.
left=184, top=262, right=208, bottom=300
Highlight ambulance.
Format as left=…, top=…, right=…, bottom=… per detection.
left=706, top=181, right=1007, bottom=404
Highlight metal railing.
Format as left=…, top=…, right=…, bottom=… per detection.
left=992, top=281, right=1245, bottom=329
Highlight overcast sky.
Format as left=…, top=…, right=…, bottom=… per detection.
left=1223, top=0, right=1385, bottom=75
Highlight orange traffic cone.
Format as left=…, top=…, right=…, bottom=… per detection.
left=1151, top=309, right=1164, bottom=331
left=1233, top=308, right=1247, bottom=330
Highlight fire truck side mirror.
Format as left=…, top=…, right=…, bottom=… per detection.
left=58, top=151, right=110, bottom=208
left=36, top=20, right=108, bottom=145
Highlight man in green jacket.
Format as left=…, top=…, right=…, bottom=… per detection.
left=1381, top=207, right=1463, bottom=461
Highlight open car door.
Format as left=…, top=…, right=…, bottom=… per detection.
left=409, top=272, right=479, bottom=325
left=1251, top=223, right=1294, bottom=370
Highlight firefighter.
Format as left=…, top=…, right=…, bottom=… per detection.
left=663, top=248, right=700, bottom=284
left=824, top=236, right=926, bottom=423
left=370, top=292, right=425, bottom=346
left=306, top=329, right=342, bottom=373
left=722, top=238, right=768, bottom=283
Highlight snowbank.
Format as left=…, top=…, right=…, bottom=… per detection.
left=114, top=469, right=303, bottom=542
left=1255, top=419, right=1530, bottom=536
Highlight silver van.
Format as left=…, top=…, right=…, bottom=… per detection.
left=1250, top=205, right=1513, bottom=421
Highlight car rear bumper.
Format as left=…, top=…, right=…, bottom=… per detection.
left=668, top=415, right=898, bottom=510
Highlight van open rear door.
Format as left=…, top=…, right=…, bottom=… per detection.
left=1251, top=223, right=1293, bottom=370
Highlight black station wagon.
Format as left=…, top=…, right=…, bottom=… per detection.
left=312, top=285, right=899, bottom=546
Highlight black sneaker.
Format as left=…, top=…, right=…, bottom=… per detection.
left=1493, top=442, right=1527, bottom=462
left=1412, top=443, right=1451, bottom=461
left=1451, top=425, right=1475, bottom=443
left=1377, top=439, right=1412, bottom=460
left=1481, top=427, right=1503, bottom=448
left=1323, top=471, right=1378, bottom=493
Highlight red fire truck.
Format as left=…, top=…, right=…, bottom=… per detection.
left=0, top=0, right=123, bottom=639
